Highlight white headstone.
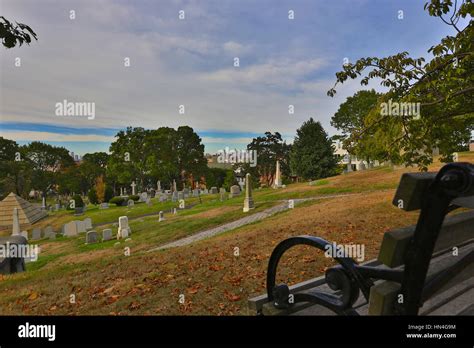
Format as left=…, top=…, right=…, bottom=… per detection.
left=84, top=218, right=93, bottom=230
left=75, top=220, right=87, bottom=233
left=63, top=221, right=78, bottom=237
left=157, top=180, right=161, bottom=191
left=243, top=173, right=255, bottom=212
left=102, top=229, right=113, bottom=241
left=159, top=211, right=164, bottom=222
left=131, top=181, right=137, bottom=195
left=127, top=199, right=135, bottom=207
left=12, top=207, right=20, bottom=236
left=229, top=185, right=241, bottom=198
left=117, top=216, right=131, bottom=239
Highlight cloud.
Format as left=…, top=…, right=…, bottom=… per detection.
left=2, top=131, right=115, bottom=143
left=201, top=58, right=327, bottom=88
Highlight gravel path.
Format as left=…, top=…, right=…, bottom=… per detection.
left=148, top=194, right=355, bottom=252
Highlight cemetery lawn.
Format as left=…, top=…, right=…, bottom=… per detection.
left=0, top=152, right=472, bottom=315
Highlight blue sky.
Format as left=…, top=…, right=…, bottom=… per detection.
left=0, top=0, right=461, bottom=155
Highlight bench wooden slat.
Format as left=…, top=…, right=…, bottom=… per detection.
left=369, top=241, right=474, bottom=315
left=378, top=210, right=474, bottom=268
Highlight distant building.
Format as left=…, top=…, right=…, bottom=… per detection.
left=333, top=141, right=379, bottom=171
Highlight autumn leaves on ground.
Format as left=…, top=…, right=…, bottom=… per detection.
left=1, top=153, right=472, bottom=315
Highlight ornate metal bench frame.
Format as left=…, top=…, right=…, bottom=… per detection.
left=266, top=162, right=474, bottom=315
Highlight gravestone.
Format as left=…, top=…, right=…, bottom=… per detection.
left=173, top=208, right=177, bottom=215
left=117, top=216, right=131, bottom=239
left=44, top=226, right=53, bottom=238
left=172, top=191, right=178, bottom=202
left=243, top=173, right=255, bottom=212
left=229, top=185, right=241, bottom=198
left=131, top=181, right=137, bottom=195
left=139, top=192, right=148, bottom=202
left=183, top=188, right=190, bottom=198
left=12, top=208, right=20, bottom=236
left=54, top=203, right=60, bottom=211
left=102, top=229, right=113, bottom=241
left=127, top=199, right=134, bottom=207
left=157, top=180, right=161, bottom=192
left=159, top=195, right=167, bottom=203
left=172, top=180, right=177, bottom=192
left=84, top=218, right=93, bottom=230
left=210, top=187, right=218, bottom=194
left=273, top=160, right=282, bottom=188
left=99, top=202, right=109, bottom=209
left=75, top=220, right=87, bottom=233
left=159, top=211, right=164, bottom=222
left=32, top=228, right=42, bottom=240
left=193, top=189, right=199, bottom=197
left=85, top=230, right=98, bottom=244
left=202, top=189, right=209, bottom=195
left=48, top=232, right=57, bottom=240
left=63, top=221, right=78, bottom=237
left=178, top=191, right=184, bottom=200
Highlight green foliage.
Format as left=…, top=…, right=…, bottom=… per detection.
left=129, top=195, right=140, bottom=202
left=222, top=170, right=238, bottom=191
left=109, top=196, right=125, bottom=206
left=0, top=16, right=37, bottom=49
left=87, top=188, right=99, bottom=205
left=290, top=118, right=338, bottom=180
left=240, top=132, right=291, bottom=187
left=205, top=167, right=227, bottom=189
left=107, top=126, right=207, bottom=191
left=327, top=0, right=474, bottom=170
left=104, top=186, right=114, bottom=202
left=67, top=194, right=84, bottom=210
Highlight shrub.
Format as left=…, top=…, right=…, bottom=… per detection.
left=109, top=196, right=125, bottom=206
left=104, top=186, right=114, bottom=202
left=88, top=188, right=99, bottom=205
left=67, top=194, right=84, bottom=210
left=129, top=194, right=139, bottom=202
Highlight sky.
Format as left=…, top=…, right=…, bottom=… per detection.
left=0, top=0, right=460, bottom=155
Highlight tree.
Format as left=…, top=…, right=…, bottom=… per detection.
left=327, top=0, right=473, bottom=169
left=290, top=118, right=338, bottom=180
left=242, top=132, right=291, bottom=187
left=175, top=126, right=208, bottom=188
left=0, top=16, right=37, bottom=49
left=0, top=137, right=31, bottom=197
left=95, top=175, right=106, bottom=203
left=23, top=142, right=75, bottom=198
left=222, top=170, right=238, bottom=191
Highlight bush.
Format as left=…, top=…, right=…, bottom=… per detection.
left=129, top=195, right=139, bottom=202
left=67, top=194, right=84, bottom=210
left=104, top=186, right=114, bottom=202
left=88, top=188, right=99, bottom=205
left=109, top=196, right=125, bottom=206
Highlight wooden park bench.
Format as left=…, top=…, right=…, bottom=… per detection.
left=0, top=235, right=28, bottom=275
left=248, top=162, right=474, bottom=316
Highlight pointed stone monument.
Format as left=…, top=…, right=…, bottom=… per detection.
left=243, top=173, right=255, bottom=213
left=172, top=180, right=177, bottom=193
left=157, top=180, right=161, bottom=192
left=273, top=160, right=282, bottom=188
left=12, top=207, right=20, bottom=236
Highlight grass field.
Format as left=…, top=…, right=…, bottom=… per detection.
left=0, top=152, right=472, bottom=315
